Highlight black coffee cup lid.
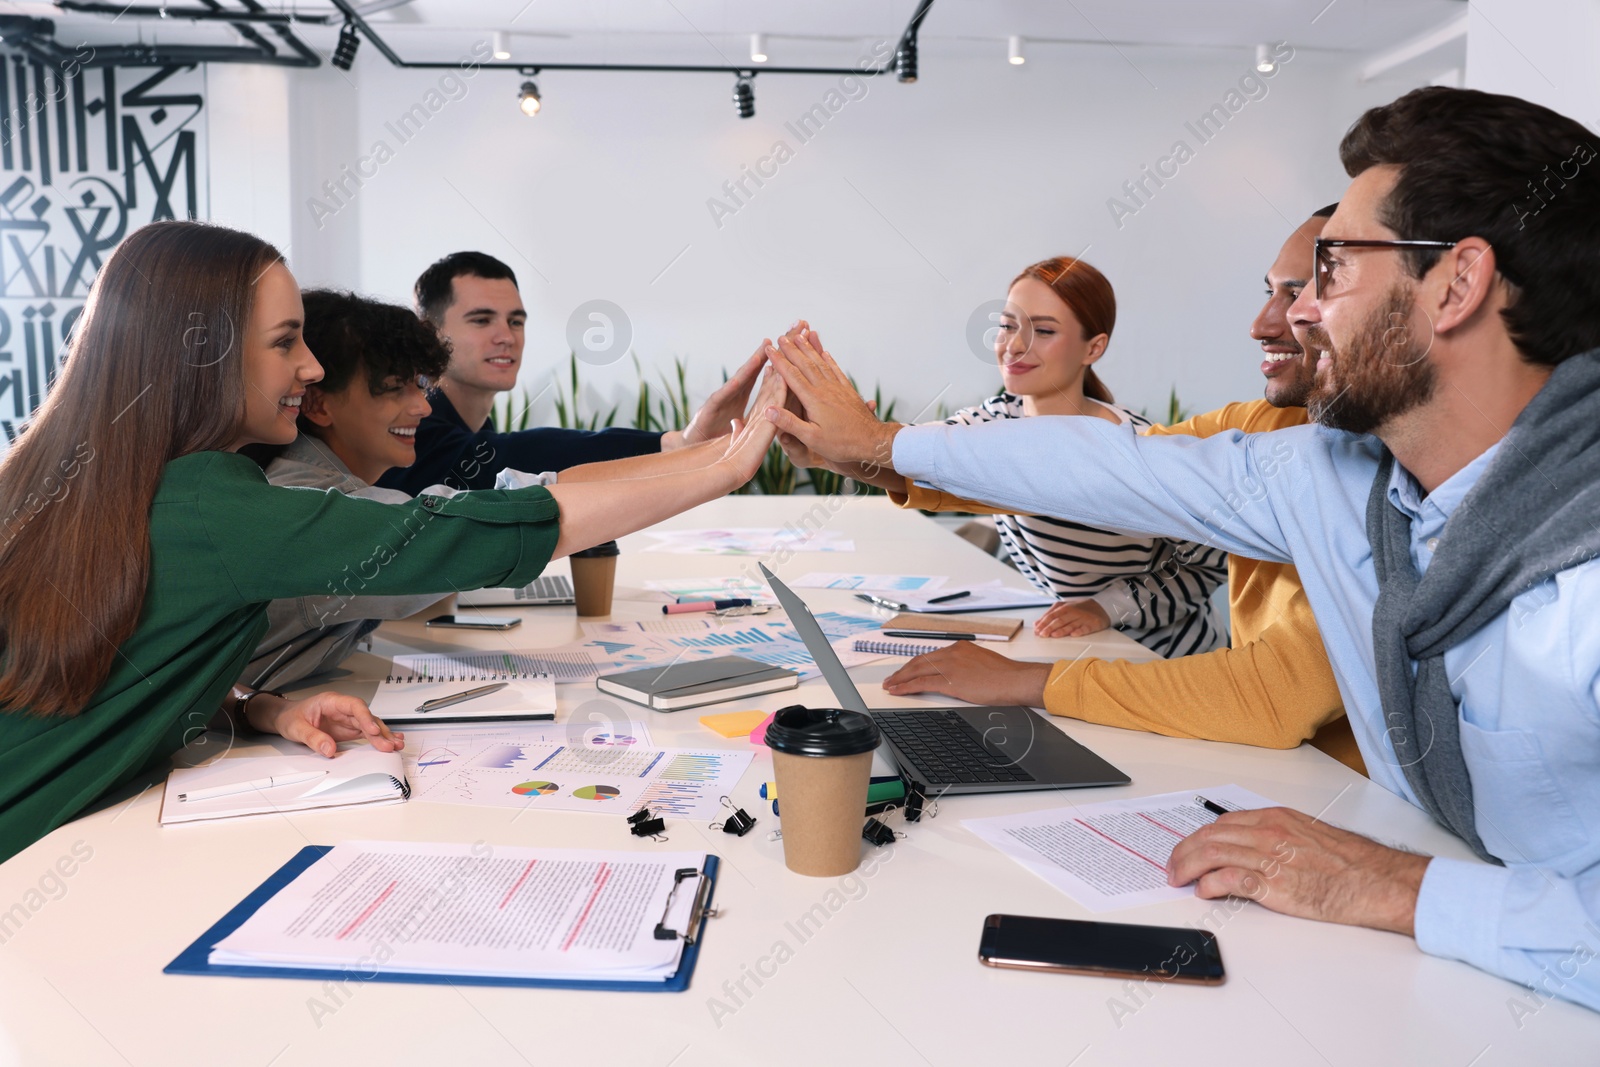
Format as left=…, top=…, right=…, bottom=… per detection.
left=764, top=705, right=881, bottom=757
left=571, top=540, right=620, bottom=558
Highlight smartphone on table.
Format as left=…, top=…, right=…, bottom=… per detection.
left=978, top=913, right=1225, bottom=985
left=425, top=614, right=522, bottom=631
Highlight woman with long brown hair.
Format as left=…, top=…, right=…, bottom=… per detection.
left=0, top=220, right=781, bottom=863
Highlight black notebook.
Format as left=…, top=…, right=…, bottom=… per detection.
left=595, top=655, right=800, bottom=711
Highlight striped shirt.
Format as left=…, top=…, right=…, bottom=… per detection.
left=943, top=393, right=1228, bottom=658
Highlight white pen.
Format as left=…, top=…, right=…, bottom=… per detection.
left=179, top=771, right=327, bottom=803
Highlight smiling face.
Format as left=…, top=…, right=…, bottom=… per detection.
left=230, top=262, right=321, bottom=450
left=1252, top=214, right=1327, bottom=408
left=302, top=371, right=433, bottom=485
left=1290, top=167, right=1437, bottom=435
left=995, top=276, right=1108, bottom=410
left=435, top=274, right=526, bottom=395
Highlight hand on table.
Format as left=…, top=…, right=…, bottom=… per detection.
left=764, top=331, right=900, bottom=474
left=1034, top=600, right=1112, bottom=638
left=1166, top=806, right=1430, bottom=935
left=249, top=692, right=405, bottom=758
left=668, top=343, right=768, bottom=449
left=881, top=642, right=1053, bottom=708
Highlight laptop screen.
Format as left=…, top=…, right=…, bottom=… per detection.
left=759, top=563, right=871, bottom=714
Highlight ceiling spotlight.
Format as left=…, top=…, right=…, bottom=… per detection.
left=518, top=80, right=542, bottom=116
left=493, top=30, right=511, bottom=61
left=1255, top=43, right=1276, bottom=74
left=733, top=75, right=755, bottom=119
left=1008, top=35, right=1025, bottom=65
left=750, top=33, right=767, bottom=63
left=896, top=35, right=918, bottom=83
left=331, top=20, right=361, bottom=71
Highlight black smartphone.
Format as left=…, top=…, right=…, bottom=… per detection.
left=978, top=914, right=1225, bottom=985
left=425, top=614, right=522, bottom=631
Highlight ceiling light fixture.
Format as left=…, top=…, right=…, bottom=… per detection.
left=1255, top=43, right=1276, bottom=74
left=518, top=79, right=542, bottom=116
left=734, top=74, right=755, bottom=118
left=1008, top=35, right=1025, bottom=65
left=493, top=30, right=511, bottom=61
left=331, top=20, right=361, bottom=71
left=750, top=33, right=767, bottom=63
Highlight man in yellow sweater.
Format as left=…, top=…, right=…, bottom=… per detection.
left=873, top=208, right=1365, bottom=774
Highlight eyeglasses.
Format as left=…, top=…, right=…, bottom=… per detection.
left=1313, top=237, right=1458, bottom=299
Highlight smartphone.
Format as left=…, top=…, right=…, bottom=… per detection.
left=425, top=614, right=522, bottom=631
left=978, top=914, right=1224, bottom=985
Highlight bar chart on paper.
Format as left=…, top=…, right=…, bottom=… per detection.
left=407, top=739, right=753, bottom=818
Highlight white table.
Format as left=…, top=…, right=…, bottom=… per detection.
left=1, top=497, right=1594, bottom=1066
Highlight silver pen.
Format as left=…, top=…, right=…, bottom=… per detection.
left=854, top=592, right=910, bottom=612
left=415, top=681, right=508, bottom=714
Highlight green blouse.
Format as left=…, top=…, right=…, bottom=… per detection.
left=0, top=451, right=561, bottom=863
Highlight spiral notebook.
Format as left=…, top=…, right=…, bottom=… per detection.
left=853, top=636, right=950, bottom=657
left=372, top=653, right=558, bottom=724
left=161, top=746, right=409, bottom=825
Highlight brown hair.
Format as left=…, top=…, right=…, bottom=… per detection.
left=1340, top=86, right=1600, bottom=366
left=1011, top=256, right=1117, bottom=404
left=0, top=220, right=283, bottom=717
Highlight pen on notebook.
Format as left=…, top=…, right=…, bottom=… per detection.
left=415, top=681, right=508, bottom=713
left=1195, top=796, right=1229, bottom=817
left=854, top=593, right=910, bottom=611
left=180, top=771, right=326, bottom=803
left=926, top=590, right=971, bottom=604
left=882, top=629, right=977, bottom=641
left=664, top=598, right=752, bottom=614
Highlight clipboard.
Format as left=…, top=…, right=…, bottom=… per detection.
left=164, top=846, right=719, bottom=993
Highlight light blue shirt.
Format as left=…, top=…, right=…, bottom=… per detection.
left=896, top=417, right=1600, bottom=1013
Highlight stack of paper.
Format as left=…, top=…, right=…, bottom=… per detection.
left=206, top=842, right=709, bottom=982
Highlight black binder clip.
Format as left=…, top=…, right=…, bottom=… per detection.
left=628, top=806, right=667, bottom=841
left=904, top=780, right=927, bottom=823
left=710, top=795, right=757, bottom=837
left=861, top=817, right=901, bottom=848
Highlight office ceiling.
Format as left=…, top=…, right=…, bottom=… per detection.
left=14, top=1, right=1468, bottom=67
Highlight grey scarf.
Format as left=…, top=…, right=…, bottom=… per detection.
left=1367, top=348, right=1600, bottom=864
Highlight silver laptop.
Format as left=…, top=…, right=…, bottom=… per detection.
left=458, top=573, right=575, bottom=607
left=762, top=564, right=1129, bottom=795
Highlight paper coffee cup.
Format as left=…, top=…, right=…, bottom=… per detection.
left=766, top=705, right=881, bottom=877
left=570, top=541, right=619, bottom=617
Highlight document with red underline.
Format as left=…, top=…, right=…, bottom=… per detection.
left=961, top=785, right=1278, bottom=912
left=209, top=841, right=706, bottom=980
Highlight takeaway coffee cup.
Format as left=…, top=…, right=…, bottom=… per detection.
left=569, top=541, right=620, bottom=617
left=765, top=705, right=882, bottom=877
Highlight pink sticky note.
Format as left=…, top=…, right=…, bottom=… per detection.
left=749, top=712, right=777, bottom=747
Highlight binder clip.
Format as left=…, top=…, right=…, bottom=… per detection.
left=861, top=817, right=903, bottom=848
left=709, top=796, right=757, bottom=837
left=654, top=867, right=719, bottom=943
left=904, top=780, right=939, bottom=823
left=627, top=807, right=668, bottom=841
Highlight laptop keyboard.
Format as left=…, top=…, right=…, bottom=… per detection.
left=873, top=710, right=1036, bottom=785
left=511, top=575, right=574, bottom=602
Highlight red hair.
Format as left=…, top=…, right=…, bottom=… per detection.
left=1011, top=256, right=1116, bottom=404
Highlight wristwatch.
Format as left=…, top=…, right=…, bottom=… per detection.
left=227, top=685, right=284, bottom=733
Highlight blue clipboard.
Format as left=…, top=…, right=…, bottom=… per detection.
left=165, top=846, right=718, bottom=993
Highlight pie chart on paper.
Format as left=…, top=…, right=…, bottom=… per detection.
left=572, top=785, right=622, bottom=802
left=512, top=780, right=559, bottom=796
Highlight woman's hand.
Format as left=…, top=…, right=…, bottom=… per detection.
left=1034, top=600, right=1112, bottom=638
left=765, top=332, right=901, bottom=472
left=666, top=343, right=768, bottom=449
left=247, top=691, right=405, bottom=757
left=881, top=642, right=1053, bottom=707
left=716, top=371, right=785, bottom=488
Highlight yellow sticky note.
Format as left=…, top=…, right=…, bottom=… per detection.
left=698, top=710, right=769, bottom=738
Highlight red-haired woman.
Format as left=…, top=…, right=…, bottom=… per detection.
left=0, top=221, right=780, bottom=862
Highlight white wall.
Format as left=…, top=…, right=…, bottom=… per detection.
left=1466, top=0, right=1600, bottom=132
left=281, top=43, right=1421, bottom=423
left=205, top=64, right=293, bottom=253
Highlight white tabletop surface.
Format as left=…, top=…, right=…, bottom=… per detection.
left=1, top=496, right=1594, bottom=1066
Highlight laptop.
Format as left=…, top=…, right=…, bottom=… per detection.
left=760, top=564, right=1130, bottom=795
left=458, top=573, right=575, bottom=608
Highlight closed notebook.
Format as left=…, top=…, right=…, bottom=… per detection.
left=880, top=611, right=1022, bottom=641
left=596, top=655, right=800, bottom=712
left=161, top=745, right=409, bottom=825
